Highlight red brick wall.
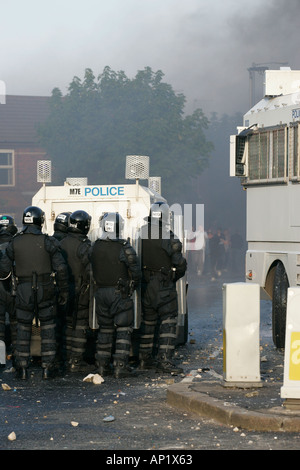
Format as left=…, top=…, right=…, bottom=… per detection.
left=0, top=146, right=47, bottom=226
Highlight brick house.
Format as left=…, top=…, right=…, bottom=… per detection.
left=0, top=95, right=50, bottom=225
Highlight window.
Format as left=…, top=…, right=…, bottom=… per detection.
left=235, top=135, right=247, bottom=176
left=289, top=123, right=300, bottom=181
left=0, top=150, right=14, bottom=186
left=272, top=128, right=286, bottom=179
left=247, top=126, right=287, bottom=183
left=230, top=128, right=252, bottom=177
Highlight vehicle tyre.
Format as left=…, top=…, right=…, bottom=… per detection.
left=272, top=262, right=289, bottom=349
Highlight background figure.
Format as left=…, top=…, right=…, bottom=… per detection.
left=209, top=228, right=224, bottom=280
left=138, top=202, right=187, bottom=374
left=0, top=206, right=69, bottom=380
left=186, top=227, right=197, bottom=277
left=190, top=225, right=205, bottom=276
left=0, top=215, right=18, bottom=367
left=202, top=229, right=213, bottom=276
left=90, top=212, right=141, bottom=379
left=222, top=229, right=231, bottom=272
left=60, top=210, right=92, bottom=373
left=230, top=229, right=245, bottom=273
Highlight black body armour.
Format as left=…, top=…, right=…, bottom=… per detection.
left=0, top=232, right=12, bottom=248
left=0, top=236, right=13, bottom=290
left=142, top=238, right=172, bottom=272
left=13, top=233, right=52, bottom=277
left=91, top=239, right=129, bottom=286
left=60, top=235, right=84, bottom=286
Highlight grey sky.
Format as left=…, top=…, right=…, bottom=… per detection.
left=1, top=0, right=299, bottom=115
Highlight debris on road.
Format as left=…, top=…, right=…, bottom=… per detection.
left=2, top=383, right=11, bottom=391
left=103, top=415, right=115, bottom=422
left=83, top=373, right=104, bottom=384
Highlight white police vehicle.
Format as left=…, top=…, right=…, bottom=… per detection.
left=230, top=68, right=300, bottom=348
left=30, top=156, right=188, bottom=357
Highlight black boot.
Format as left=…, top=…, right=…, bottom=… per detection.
left=69, top=357, right=95, bottom=373
left=113, top=358, right=136, bottom=379
left=16, top=367, right=28, bottom=380
left=97, top=359, right=112, bottom=376
left=156, top=353, right=183, bottom=375
left=138, top=352, right=157, bottom=370
left=42, top=366, right=57, bottom=380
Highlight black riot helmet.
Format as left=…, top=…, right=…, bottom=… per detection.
left=54, top=212, right=71, bottom=233
left=149, top=201, right=170, bottom=225
left=99, top=212, right=124, bottom=239
left=22, top=206, right=45, bottom=227
left=68, top=210, right=91, bottom=235
left=0, top=214, right=18, bottom=235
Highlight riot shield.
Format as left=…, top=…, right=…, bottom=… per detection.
left=0, top=340, right=6, bottom=365
left=172, top=214, right=188, bottom=345
left=131, top=229, right=142, bottom=330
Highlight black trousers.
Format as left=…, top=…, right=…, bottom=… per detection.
left=15, top=281, right=57, bottom=369
left=0, top=282, right=17, bottom=353
left=65, top=287, right=90, bottom=361
left=139, top=274, right=178, bottom=358
left=94, top=287, right=133, bottom=364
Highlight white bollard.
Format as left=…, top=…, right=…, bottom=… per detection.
left=281, top=287, right=300, bottom=402
left=223, top=283, right=261, bottom=387
left=0, top=340, right=6, bottom=365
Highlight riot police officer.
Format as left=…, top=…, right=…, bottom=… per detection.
left=53, top=212, right=71, bottom=241
left=60, top=210, right=92, bottom=373
left=0, top=206, right=69, bottom=379
left=138, top=202, right=187, bottom=374
left=52, top=211, right=71, bottom=370
left=0, top=215, right=18, bottom=367
left=90, top=212, right=141, bottom=379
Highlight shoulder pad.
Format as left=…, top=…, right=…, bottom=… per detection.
left=170, top=237, right=182, bottom=253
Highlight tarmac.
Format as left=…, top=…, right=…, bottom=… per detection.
left=165, top=274, right=300, bottom=434
left=166, top=371, right=300, bottom=433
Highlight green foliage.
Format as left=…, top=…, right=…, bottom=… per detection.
left=38, top=66, right=213, bottom=202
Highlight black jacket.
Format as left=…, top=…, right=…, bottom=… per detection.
left=0, top=225, right=69, bottom=292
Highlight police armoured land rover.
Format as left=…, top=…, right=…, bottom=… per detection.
left=30, top=156, right=188, bottom=358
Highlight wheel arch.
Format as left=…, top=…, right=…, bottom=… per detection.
left=264, top=259, right=290, bottom=299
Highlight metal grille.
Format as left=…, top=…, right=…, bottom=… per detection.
left=272, top=128, right=285, bottom=178
left=248, top=134, right=259, bottom=180
left=66, top=177, right=88, bottom=186
left=37, top=160, right=51, bottom=183
left=248, top=128, right=287, bottom=182
left=148, top=177, right=161, bottom=194
left=292, top=125, right=298, bottom=177
left=125, top=155, right=149, bottom=180
left=290, top=124, right=300, bottom=179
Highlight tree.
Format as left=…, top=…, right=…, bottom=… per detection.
left=38, top=66, right=213, bottom=203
